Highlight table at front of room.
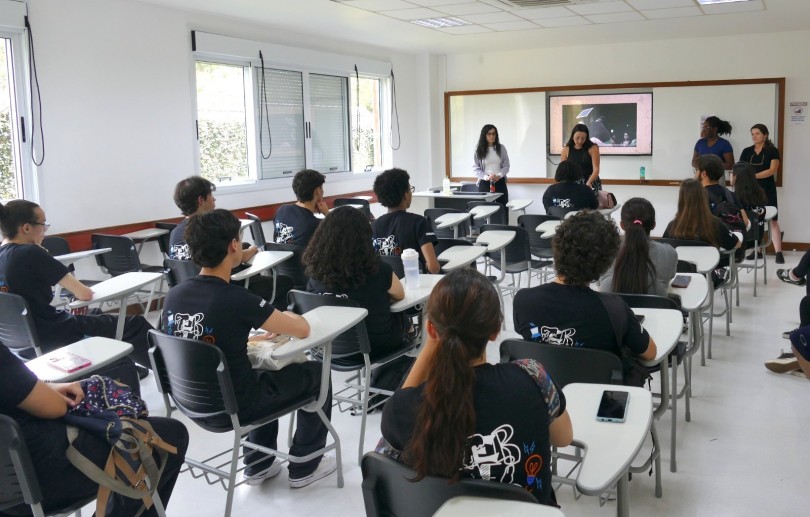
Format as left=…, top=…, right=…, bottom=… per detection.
left=411, top=190, right=501, bottom=213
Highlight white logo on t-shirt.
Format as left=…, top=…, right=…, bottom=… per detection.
left=540, top=326, right=576, bottom=346
left=172, top=312, right=204, bottom=339
left=464, top=424, right=520, bottom=483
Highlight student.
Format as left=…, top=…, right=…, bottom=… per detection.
left=600, top=198, right=677, bottom=298
left=380, top=268, right=572, bottom=506
left=0, top=345, right=189, bottom=516
left=0, top=200, right=153, bottom=373
left=372, top=168, right=440, bottom=274
left=542, top=160, right=599, bottom=214
left=273, top=169, right=329, bottom=247
left=694, top=154, right=749, bottom=231
left=162, top=209, right=336, bottom=488
left=731, top=162, right=768, bottom=255
left=513, top=211, right=657, bottom=386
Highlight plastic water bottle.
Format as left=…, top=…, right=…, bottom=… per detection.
left=640, top=166, right=646, bottom=183
left=442, top=177, right=451, bottom=194
left=401, top=248, right=419, bottom=289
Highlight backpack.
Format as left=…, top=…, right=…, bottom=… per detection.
left=63, top=376, right=177, bottom=517
left=706, top=188, right=746, bottom=233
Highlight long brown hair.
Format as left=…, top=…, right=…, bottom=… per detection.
left=612, top=198, right=656, bottom=294
left=406, top=269, right=502, bottom=480
left=668, top=179, right=720, bottom=247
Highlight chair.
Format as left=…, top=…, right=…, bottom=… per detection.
left=547, top=206, right=579, bottom=219
left=517, top=214, right=559, bottom=267
left=147, top=330, right=342, bottom=517
left=379, top=255, right=404, bottom=279
left=360, top=452, right=536, bottom=517
left=163, top=258, right=200, bottom=288
left=424, top=208, right=470, bottom=240
left=264, top=242, right=309, bottom=290
left=287, top=290, right=416, bottom=464
left=91, top=234, right=166, bottom=313
left=480, top=224, right=551, bottom=291
left=736, top=209, right=763, bottom=298
left=0, top=415, right=96, bottom=517
left=155, top=222, right=178, bottom=258
left=0, top=292, right=45, bottom=358
left=40, top=236, right=101, bottom=290
left=243, top=212, right=267, bottom=248
left=459, top=183, right=479, bottom=192
left=434, top=238, right=472, bottom=257
left=333, top=198, right=373, bottom=221
left=467, top=201, right=507, bottom=234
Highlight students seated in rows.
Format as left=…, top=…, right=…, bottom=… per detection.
left=162, top=209, right=336, bottom=488
left=600, top=198, right=677, bottom=297
left=542, top=160, right=598, bottom=215
left=371, top=168, right=440, bottom=273
left=274, top=169, right=329, bottom=247
left=513, top=210, right=657, bottom=387
left=695, top=154, right=749, bottom=231
left=380, top=269, right=572, bottom=506
left=0, top=200, right=153, bottom=373
left=0, top=344, right=188, bottom=515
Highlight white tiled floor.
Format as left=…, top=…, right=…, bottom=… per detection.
left=138, top=252, right=810, bottom=516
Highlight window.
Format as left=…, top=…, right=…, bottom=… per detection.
left=350, top=76, right=382, bottom=173
left=0, top=32, right=31, bottom=202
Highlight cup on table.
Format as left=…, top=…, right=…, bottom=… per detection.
left=401, top=248, right=419, bottom=289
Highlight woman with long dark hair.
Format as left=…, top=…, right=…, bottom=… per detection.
left=692, top=115, right=734, bottom=171
left=380, top=268, right=572, bottom=506
left=473, top=124, right=510, bottom=205
left=732, top=162, right=768, bottom=250
left=739, top=123, right=784, bottom=263
left=560, top=123, right=602, bottom=192
left=601, top=198, right=677, bottom=297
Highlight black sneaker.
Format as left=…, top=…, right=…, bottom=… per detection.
left=775, top=251, right=785, bottom=264
left=765, top=351, right=799, bottom=373
left=777, top=269, right=806, bottom=286
left=135, top=364, right=150, bottom=380
left=745, top=251, right=756, bottom=261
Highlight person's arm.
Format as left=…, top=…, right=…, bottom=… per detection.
left=586, top=145, right=600, bottom=186
left=240, top=245, right=259, bottom=264
left=691, top=149, right=700, bottom=169
left=472, top=154, right=485, bottom=180
left=421, top=243, right=441, bottom=274
left=499, top=145, right=510, bottom=177
left=722, top=141, right=735, bottom=171
left=388, top=272, right=405, bottom=302
left=17, top=381, right=84, bottom=419
left=757, top=158, right=779, bottom=180
left=640, top=336, right=657, bottom=361
left=315, top=201, right=330, bottom=216
left=560, top=146, right=569, bottom=162
left=58, top=273, right=93, bottom=301
left=259, top=309, right=310, bottom=338
left=549, top=409, right=573, bottom=447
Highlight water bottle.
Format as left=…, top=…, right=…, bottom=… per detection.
left=640, top=166, right=646, bottom=183
left=401, top=248, right=420, bottom=289
left=442, top=177, right=451, bottom=194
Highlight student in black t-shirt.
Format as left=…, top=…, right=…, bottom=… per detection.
left=0, top=344, right=188, bottom=516
left=513, top=210, right=657, bottom=386
left=694, top=154, right=749, bottom=231
left=732, top=162, right=768, bottom=253
left=542, top=160, right=598, bottom=214
left=380, top=269, right=572, bottom=506
left=371, top=168, right=439, bottom=273
left=274, top=169, right=329, bottom=247
left=162, top=209, right=337, bottom=488
left=0, top=200, right=153, bottom=371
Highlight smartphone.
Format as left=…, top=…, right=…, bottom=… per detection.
left=671, top=274, right=692, bottom=288
left=596, top=390, right=629, bottom=423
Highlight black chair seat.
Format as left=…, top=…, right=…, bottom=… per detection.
left=192, top=395, right=318, bottom=433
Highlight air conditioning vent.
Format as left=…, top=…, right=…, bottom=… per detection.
left=494, top=0, right=605, bottom=8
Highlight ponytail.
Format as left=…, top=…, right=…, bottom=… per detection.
left=612, top=198, right=656, bottom=295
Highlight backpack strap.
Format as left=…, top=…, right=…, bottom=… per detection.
left=597, top=293, right=648, bottom=386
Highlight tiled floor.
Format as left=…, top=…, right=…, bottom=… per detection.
left=137, top=252, right=809, bottom=516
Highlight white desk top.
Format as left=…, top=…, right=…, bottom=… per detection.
left=390, top=274, right=443, bottom=313
left=437, top=246, right=486, bottom=271
left=536, top=220, right=561, bottom=239
left=668, top=273, right=708, bottom=311
left=764, top=205, right=777, bottom=221
left=121, top=228, right=170, bottom=241
left=68, top=272, right=164, bottom=309
left=230, top=250, right=293, bottom=282
left=732, top=231, right=744, bottom=243
left=506, top=199, right=533, bottom=211
left=563, top=383, right=652, bottom=495
left=270, top=306, right=368, bottom=359
left=675, top=246, right=720, bottom=274
left=476, top=230, right=515, bottom=252
left=413, top=191, right=502, bottom=202
left=433, top=496, right=563, bottom=517
left=53, top=247, right=111, bottom=265
left=25, top=337, right=133, bottom=382
left=469, top=204, right=500, bottom=221
left=632, top=308, right=682, bottom=366
left=598, top=203, right=622, bottom=217
left=435, top=212, right=471, bottom=229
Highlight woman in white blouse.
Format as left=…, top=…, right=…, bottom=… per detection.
left=473, top=124, right=510, bottom=205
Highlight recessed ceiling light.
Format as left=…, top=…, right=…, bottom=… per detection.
left=410, top=17, right=471, bottom=28
left=697, top=0, right=752, bottom=4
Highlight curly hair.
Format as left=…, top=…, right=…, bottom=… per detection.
left=0, top=200, right=39, bottom=239
left=554, top=160, right=584, bottom=183
left=406, top=268, right=502, bottom=480
left=292, top=169, right=325, bottom=202
left=552, top=210, right=620, bottom=287
left=373, top=168, right=410, bottom=208
left=185, top=208, right=240, bottom=268
left=303, top=206, right=379, bottom=289
left=174, top=176, right=216, bottom=216
left=705, top=116, right=732, bottom=136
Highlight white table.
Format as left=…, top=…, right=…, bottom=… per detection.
left=411, top=190, right=501, bottom=213
left=469, top=204, right=500, bottom=224
left=437, top=245, right=486, bottom=272
left=536, top=220, right=561, bottom=239
left=390, top=274, right=442, bottom=313
left=505, top=198, right=533, bottom=215
left=121, top=228, right=170, bottom=254
left=476, top=230, right=515, bottom=253
left=434, top=496, right=563, bottom=517
left=271, top=306, right=369, bottom=361
left=53, top=247, right=112, bottom=266
left=435, top=212, right=472, bottom=238
left=231, top=250, right=292, bottom=285
left=25, top=337, right=133, bottom=382
left=563, top=383, right=652, bottom=517
left=675, top=245, right=720, bottom=367
left=68, top=272, right=163, bottom=340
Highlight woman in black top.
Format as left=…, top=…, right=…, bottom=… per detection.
left=542, top=160, right=598, bottom=214
left=560, top=123, right=601, bottom=192
left=732, top=162, right=768, bottom=251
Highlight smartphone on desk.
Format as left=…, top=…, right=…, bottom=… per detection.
left=671, top=275, right=692, bottom=288
left=596, top=390, right=629, bottom=423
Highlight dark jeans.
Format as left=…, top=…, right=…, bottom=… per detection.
left=240, top=361, right=332, bottom=478
left=801, top=296, right=810, bottom=327
left=793, top=250, right=810, bottom=295
left=477, top=176, right=509, bottom=205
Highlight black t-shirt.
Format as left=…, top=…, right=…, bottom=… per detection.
left=371, top=210, right=438, bottom=272
left=0, top=344, right=38, bottom=417
left=542, top=182, right=599, bottom=212
left=162, top=275, right=275, bottom=409
left=274, top=204, right=321, bottom=247
left=740, top=145, right=780, bottom=177
left=513, top=283, right=650, bottom=366
left=662, top=217, right=739, bottom=251
left=307, top=259, right=402, bottom=353
left=0, top=243, right=75, bottom=344
left=380, top=360, right=565, bottom=505
left=704, top=184, right=742, bottom=214
left=168, top=219, right=190, bottom=260
left=566, top=146, right=593, bottom=175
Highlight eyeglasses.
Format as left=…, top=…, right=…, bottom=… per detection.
left=29, top=222, right=50, bottom=231
left=487, top=131, right=497, bottom=136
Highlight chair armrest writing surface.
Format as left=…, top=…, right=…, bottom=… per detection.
left=390, top=274, right=443, bottom=313
left=505, top=199, right=533, bottom=211
left=631, top=308, right=682, bottom=366
left=469, top=205, right=500, bottom=221
left=764, top=206, right=777, bottom=221
left=53, top=248, right=112, bottom=266
left=230, top=251, right=293, bottom=282
left=270, top=306, right=368, bottom=360
left=563, top=383, right=652, bottom=495
left=476, top=230, right=516, bottom=252
left=121, top=228, right=170, bottom=242
left=25, top=337, right=133, bottom=382
left=667, top=273, right=708, bottom=311
left=67, top=272, right=163, bottom=309
left=434, top=212, right=471, bottom=230
left=434, top=496, right=564, bottom=516
left=437, top=246, right=486, bottom=271
left=675, top=246, right=720, bottom=274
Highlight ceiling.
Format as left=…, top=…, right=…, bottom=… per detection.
left=133, top=0, right=810, bottom=54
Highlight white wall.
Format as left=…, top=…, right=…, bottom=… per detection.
left=27, top=0, right=425, bottom=233
left=434, top=30, right=810, bottom=243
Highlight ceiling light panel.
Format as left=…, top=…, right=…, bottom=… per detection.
left=700, top=0, right=763, bottom=14
left=411, top=16, right=471, bottom=27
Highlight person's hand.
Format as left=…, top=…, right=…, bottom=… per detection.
left=242, top=246, right=259, bottom=263
left=316, top=201, right=329, bottom=215
left=586, top=180, right=593, bottom=187
left=53, top=382, right=84, bottom=407
left=483, top=174, right=491, bottom=181
left=248, top=331, right=275, bottom=342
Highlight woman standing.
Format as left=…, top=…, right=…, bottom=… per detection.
left=473, top=124, right=510, bottom=205
left=692, top=116, right=734, bottom=171
left=739, top=124, right=784, bottom=264
left=560, top=123, right=601, bottom=192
